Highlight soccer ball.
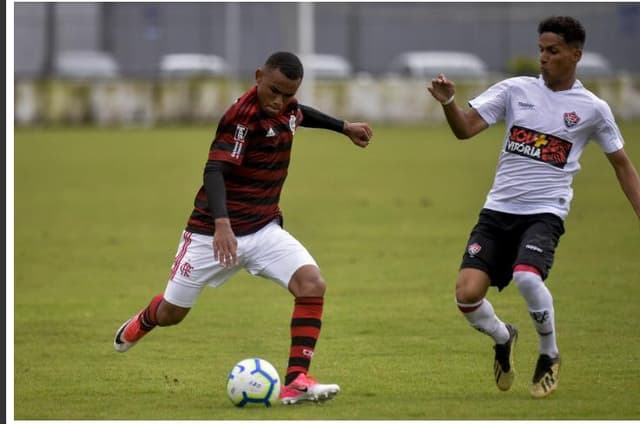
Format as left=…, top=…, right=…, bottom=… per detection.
left=226, top=358, right=281, bottom=407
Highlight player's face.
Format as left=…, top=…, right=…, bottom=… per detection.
left=538, top=32, right=581, bottom=91
left=255, top=67, right=302, bottom=117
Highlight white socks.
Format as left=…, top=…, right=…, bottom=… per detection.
left=457, top=299, right=511, bottom=345
left=513, top=270, right=559, bottom=358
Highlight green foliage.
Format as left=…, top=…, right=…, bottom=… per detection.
left=12, top=123, right=640, bottom=419
left=507, top=57, right=539, bottom=77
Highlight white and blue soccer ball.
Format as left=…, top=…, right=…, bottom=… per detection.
left=226, top=358, right=281, bottom=407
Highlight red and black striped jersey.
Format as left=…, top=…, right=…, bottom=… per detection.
left=186, top=86, right=303, bottom=236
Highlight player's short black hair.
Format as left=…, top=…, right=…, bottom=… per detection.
left=264, top=52, right=304, bottom=80
left=538, top=16, right=586, bottom=49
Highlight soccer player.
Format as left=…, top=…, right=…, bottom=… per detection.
left=427, top=16, right=640, bottom=398
left=113, top=51, right=373, bottom=405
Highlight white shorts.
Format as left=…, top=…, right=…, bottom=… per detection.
left=163, top=221, right=318, bottom=308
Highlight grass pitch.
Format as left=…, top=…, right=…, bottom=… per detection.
left=12, top=122, right=640, bottom=420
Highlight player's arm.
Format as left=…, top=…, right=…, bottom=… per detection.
left=300, top=104, right=373, bottom=148
left=427, top=73, right=488, bottom=139
left=606, top=148, right=640, bottom=219
left=204, top=160, right=238, bottom=267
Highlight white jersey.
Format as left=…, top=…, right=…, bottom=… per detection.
left=469, top=76, right=624, bottom=220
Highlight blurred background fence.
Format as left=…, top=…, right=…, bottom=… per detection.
left=13, top=2, right=640, bottom=126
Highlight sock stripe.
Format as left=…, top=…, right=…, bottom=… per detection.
left=291, top=336, right=318, bottom=347
left=295, top=297, right=324, bottom=306
left=286, top=296, right=324, bottom=385
left=514, top=263, right=541, bottom=275
left=457, top=299, right=484, bottom=313
left=291, top=317, right=322, bottom=328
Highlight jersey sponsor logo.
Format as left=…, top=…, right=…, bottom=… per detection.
left=506, top=125, right=572, bottom=169
left=563, top=111, right=581, bottom=128
left=467, top=242, right=482, bottom=257
left=234, top=124, right=248, bottom=141
left=231, top=124, right=248, bottom=159
left=266, top=127, right=277, bottom=137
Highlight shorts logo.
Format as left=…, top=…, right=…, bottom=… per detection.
left=179, top=261, right=194, bottom=278
left=563, top=111, right=581, bottom=128
left=467, top=243, right=482, bottom=257
left=506, top=125, right=573, bottom=169
left=525, top=244, right=543, bottom=253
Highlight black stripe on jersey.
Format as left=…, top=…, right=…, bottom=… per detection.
left=241, top=159, right=290, bottom=170
left=246, top=142, right=292, bottom=154
left=227, top=193, right=281, bottom=205
left=228, top=209, right=278, bottom=224
left=226, top=174, right=288, bottom=189
left=211, top=143, right=238, bottom=153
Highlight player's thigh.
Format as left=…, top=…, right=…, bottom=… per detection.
left=164, top=231, right=240, bottom=308
left=460, top=214, right=516, bottom=291
left=515, top=214, right=565, bottom=280
left=245, top=223, right=318, bottom=289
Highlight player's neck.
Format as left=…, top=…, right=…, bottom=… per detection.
left=544, top=75, right=577, bottom=92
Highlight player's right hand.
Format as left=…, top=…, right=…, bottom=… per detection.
left=427, top=73, right=456, bottom=103
left=213, top=218, right=238, bottom=268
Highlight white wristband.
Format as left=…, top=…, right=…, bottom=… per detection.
left=441, top=94, right=455, bottom=106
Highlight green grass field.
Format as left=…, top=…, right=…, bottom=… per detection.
left=12, top=121, right=640, bottom=420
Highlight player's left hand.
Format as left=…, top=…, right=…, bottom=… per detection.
left=344, top=122, right=373, bottom=148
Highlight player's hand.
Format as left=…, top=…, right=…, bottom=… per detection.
left=344, top=122, right=373, bottom=148
left=427, top=73, right=456, bottom=104
left=213, top=218, right=238, bottom=268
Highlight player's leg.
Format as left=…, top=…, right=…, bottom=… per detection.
left=456, top=268, right=518, bottom=391
left=113, top=294, right=191, bottom=353
left=513, top=215, right=564, bottom=398
left=247, top=222, right=339, bottom=404
left=281, top=265, right=339, bottom=404
left=456, top=209, right=519, bottom=391
left=114, top=230, right=238, bottom=352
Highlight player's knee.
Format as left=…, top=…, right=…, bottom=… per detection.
left=289, top=265, right=326, bottom=297
left=455, top=279, right=484, bottom=304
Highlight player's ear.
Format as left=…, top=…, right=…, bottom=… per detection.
left=255, top=67, right=263, bottom=84
left=573, top=48, right=582, bottom=64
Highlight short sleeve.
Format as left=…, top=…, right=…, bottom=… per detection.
left=468, top=79, right=512, bottom=125
left=593, top=99, right=625, bottom=154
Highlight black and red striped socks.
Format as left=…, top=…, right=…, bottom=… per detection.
left=284, top=296, right=323, bottom=385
